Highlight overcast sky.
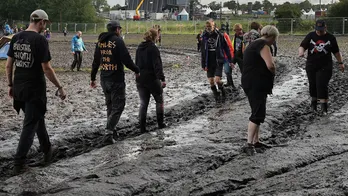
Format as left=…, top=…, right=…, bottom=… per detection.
left=107, top=0, right=335, bottom=6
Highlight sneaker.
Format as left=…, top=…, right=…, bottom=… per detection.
left=12, top=164, right=30, bottom=176
left=241, top=143, right=256, bottom=156
left=254, top=142, right=271, bottom=153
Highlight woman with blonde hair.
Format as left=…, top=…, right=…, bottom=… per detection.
left=136, top=29, right=166, bottom=133
left=241, top=25, right=279, bottom=155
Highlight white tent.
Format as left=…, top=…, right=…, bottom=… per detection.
left=301, top=8, right=315, bottom=19
left=203, top=7, right=213, bottom=15
left=220, top=7, right=232, bottom=14
left=177, top=8, right=189, bottom=21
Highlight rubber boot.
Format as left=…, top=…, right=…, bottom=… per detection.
left=218, top=84, right=226, bottom=103
left=310, top=100, right=317, bottom=112
left=157, top=113, right=167, bottom=129
left=211, top=85, right=220, bottom=102
left=140, top=117, right=147, bottom=133
left=320, top=102, right=328, bottom=114
left=226, top=74, right=237, bottom=91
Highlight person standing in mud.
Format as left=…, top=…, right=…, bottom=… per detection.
left=70, top=31, right=87, bottom=71
left=156, top=28, right=162, bottom=47
left=136, top=29, right=166, bottom=133
left=241, top=25, right=278, bottom=155
left=5, top=9, right=67, bottom=174
left=270, top=23, right=278, bottom=57
left=299, top=20, right=344, bottom=114
left=220, top=24, right=237, bottom=90
left=201, top=20, right=233, bottom=102
left=231, top=23, right=245, bottom=73
left=90, top=21, right=140, bottom=139
left=243, top=22, right=261, bottom=50
left=196, top=30, right=203, bottom=52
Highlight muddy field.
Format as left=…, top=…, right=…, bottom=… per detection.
left=1, top=34, right=348, bottom=195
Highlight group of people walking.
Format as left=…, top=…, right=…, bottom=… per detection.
left=5, top=9, right=345, bottom=175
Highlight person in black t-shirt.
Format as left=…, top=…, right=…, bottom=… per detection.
left=90, top=21, right=140, bottom=141
left=6, top=9, right=67, bottom=175
left=241, top=25, right=278, bottom=156
left=299, top=20, right=344, bottom=114
left=196, top=30, right=203, bottom=52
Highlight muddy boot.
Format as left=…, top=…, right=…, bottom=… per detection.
left=241, top=143, right=256, bottom=156
left=225, top=75, right=237, bottom=91
left=310, top=100, right=317, bottom=112
left=211, top=86, right=220, bottom=102
left=43, top=146, right=53, bottom=165
left=103, top=129, right=116, bottom=144
left=157, top=113, right=167, bottom=129
left=218, top=84, right=226, bottom=103
left=140, top=118, right=147, bottom=133
left=12, top=164, right=30, bottom=176
left=254, top=142, right=271, bottom=153
left=320, top=102, right=328, bottom=115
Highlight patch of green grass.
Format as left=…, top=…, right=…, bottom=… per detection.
left=0, top=60, right=6, bottom=73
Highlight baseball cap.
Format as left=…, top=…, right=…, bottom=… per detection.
left=107, top=20, right=122, bottom=29
left=30, top=9, right=51, bottom=24
left=315, top=20, right=326, bottom=31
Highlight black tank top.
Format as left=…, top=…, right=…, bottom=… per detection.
left=242, top=39, right=274, bottom=93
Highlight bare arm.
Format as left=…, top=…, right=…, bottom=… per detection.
left=334, top=51, right=345, bottom=72
left=6, top=57, right=14, bottom=86
left=298, top=46, right=306, bottom=57
left=260, top=45, right=275, bottom=74
left=42, top=62, right=62, bottom=88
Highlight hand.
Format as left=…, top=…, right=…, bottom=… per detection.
left=299, top=52, right=304, bottom=57
left=72, top=52, right=75, bottom=55
left=339, top=63, right=345, bottom=72
left=90, top=80, right=97, bottom=88
left=135, top=73, right=140, bottom=78
left=203, top=67, right=208, bottom=71
left=55, top=87, right=67, bottom=100
left=161, top=81, right=166, bottom=88
left=8, top=87, right=13, bottom=98
left=229, top=63, right=235, bottom=69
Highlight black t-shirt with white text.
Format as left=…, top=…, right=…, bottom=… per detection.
left=7, top=31, right=51, bottom=102
left=300, top=31, right=339, bottom=66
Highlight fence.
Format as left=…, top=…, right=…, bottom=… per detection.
left=11, top=17, right=348, bottom=35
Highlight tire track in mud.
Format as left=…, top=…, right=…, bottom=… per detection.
left=0, top=86, right=243, bottom=181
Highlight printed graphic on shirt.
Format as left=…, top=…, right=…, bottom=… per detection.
left=310, top=39, right=331, bottom=54
left=207, top=37, right=217, bottom=51
left=99, top=40, right=117, bottom=70
left=235, top=37, right=243, bottom=51
left=13, top=39, right=34, bottom=68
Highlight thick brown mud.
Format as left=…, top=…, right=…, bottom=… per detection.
left=1, top=35, right=348, bottom=195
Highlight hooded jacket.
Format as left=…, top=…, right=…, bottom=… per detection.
left=200, top=29, right=232, bottom=69
left=91, top=32, right=139, bottom=83
left=135, top=40, right=165, bottom=82
left=71, top=35, right=86, bottom=52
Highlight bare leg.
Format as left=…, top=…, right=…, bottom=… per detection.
left=247, top=121, right=259, bottom=144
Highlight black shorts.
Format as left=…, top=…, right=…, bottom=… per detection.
left=245, top=89, right=268, bottom=125
left=207, top=64, right=223, bottom=78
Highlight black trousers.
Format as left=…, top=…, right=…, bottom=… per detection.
left=306, top=64, right=332, bottom=99
left=71, top=51, right=83, bottom=71
left=137, top=79, right=164, bottom=128
left=101, top=81, right=126, bottom=131
left=14, top=101, right=51, bottom=166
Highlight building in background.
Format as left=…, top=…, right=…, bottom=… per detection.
left=128, top=0, right=177, bottom=13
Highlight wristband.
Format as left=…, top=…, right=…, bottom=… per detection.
left=338, top=62, right=343, bottom=64
left=8, top=84, right=13, bottom=87
left=57, top=86, right=63, bottom=90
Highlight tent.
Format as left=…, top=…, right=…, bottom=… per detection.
left=0, top=35, right=12, bottom=60
left=177, top=8, right=189, bottom=21
left=0, top=43, right=10, bottom=59
left=203, top=7, right=213, bottom=15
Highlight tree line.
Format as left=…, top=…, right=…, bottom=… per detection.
left=0, top=0, right=347, bottom=24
